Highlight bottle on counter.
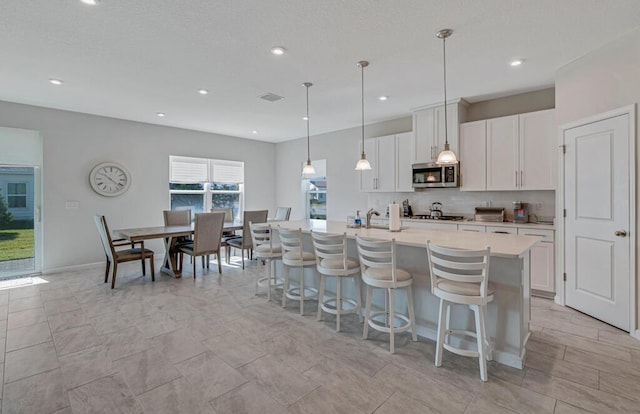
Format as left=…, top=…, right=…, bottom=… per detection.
left=355, top=210, right=362, bottom=227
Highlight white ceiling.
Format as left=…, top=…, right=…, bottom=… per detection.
left=1, top=1, right=639, bottom=143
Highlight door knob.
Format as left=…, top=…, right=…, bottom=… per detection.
left=615, top=230, right=627, bottom=237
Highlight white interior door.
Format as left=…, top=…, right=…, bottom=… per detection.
left=564, top=113, right=631, bottom=331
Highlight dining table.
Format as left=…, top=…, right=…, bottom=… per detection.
left=114, top=221, right=243, bottom=278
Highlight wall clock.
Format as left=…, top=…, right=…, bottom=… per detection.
left=89, top=162, right=132, bottom=197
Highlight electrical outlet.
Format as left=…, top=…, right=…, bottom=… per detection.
left=534, top=202, right=543, bottom=210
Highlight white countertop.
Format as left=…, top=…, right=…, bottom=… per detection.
left=275, top=220, right=540, bottom=259
left=372, top=217, right=555, bottom=230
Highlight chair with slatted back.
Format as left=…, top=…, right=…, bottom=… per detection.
left=356, top=235, right=417, bottom=354
left=177, top=211, right=226, bottom=277
left=312, top=232, right=362, bottom=332
left=278, top=226, right=317, bottom=315
left=94, top=215, right=155, bottom=289
left=226, top=210, right=268, bottom=268
left=426, top=242, right=494, bottom=382
left=250, top=222, right=282, bottom=300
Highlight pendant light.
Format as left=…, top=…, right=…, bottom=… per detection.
left=301, top=82, right=316, bottom=176
left=435, top=29, right=458, bottom=165
left=354, top=60, right=372, bottom=171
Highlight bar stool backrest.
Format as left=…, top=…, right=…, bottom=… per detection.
left=312, top=232, right=349, bottom=271
left=356, top=236, right=399, bottom=287
left=278, top=226, right=305, bottom=263
left=249, top=222, right=275, bottom=254
left=426, top=242, right=491, bottom=302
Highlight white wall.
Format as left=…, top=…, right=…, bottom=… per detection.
left=555, top=27, right=640, bottom=334
left=0, top=100, right=276, bottom=271
left=275, top=117, right=412, bottom=221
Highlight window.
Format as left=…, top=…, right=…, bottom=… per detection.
left=169, top=156, right=244, bottom=220
left=7, top=183, right=27, bottom=208
left=306, top=177, right=326, bottom=220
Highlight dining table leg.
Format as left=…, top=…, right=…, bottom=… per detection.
left=161, top=236, right=182, bottom=278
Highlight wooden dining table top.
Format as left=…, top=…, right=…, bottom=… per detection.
left=114, top=222, right=243, bottom=242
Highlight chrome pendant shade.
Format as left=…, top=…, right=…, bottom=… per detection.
left=301, top=82, right=316, bottom=176
left=355, top=60, right=372, bottom=171
left=435, top=29, right=458, bottom=165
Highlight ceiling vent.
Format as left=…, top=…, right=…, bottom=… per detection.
left=259, top=92, right=284, bottom=102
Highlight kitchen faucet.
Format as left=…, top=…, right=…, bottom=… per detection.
left=366, top=208, right=380, bottom=228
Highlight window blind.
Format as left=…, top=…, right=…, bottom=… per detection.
left=170, top=156, right=244, bottom=184
left=169, top=156, right=209, bottom=183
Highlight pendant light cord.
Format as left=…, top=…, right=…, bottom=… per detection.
left=306, top=85, right=311, bottom=162
left=361, top=64, right=365, bottom=156
left=442, top=35, right=448, bottom=147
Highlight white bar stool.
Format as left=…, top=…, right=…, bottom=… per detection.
left=312, top=232, right=362, bottom=332
left=278, top=226, right=317, bottom=315
left=426, top=242, right=494, bottom=382
left=356, top=236, right=417, bottom=354
left=250, top=222, right=282, bottom=301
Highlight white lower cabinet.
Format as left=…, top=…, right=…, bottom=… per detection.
left=402, top=221, right=456, bottom=231
left=518, top=228, right=555, bottom=293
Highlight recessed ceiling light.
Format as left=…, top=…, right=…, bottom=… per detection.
left=510, top=59, right=524, bottom=67
left=378, top=96, right=388, bottom=101
left=49, top=79, right=63, bottom=85
left=270, top=46, right=286, bottom=56
left=302, top=116, right=309, bottom=121
left=252, top=130, right=258, bottom=134
left=156, top=112, right=166, bottom=117
left=198, top=89, right=208, bottom=95
left=80, top=0, right=100, bottom=5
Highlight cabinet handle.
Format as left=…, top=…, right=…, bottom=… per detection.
left=520, top=171, right=523, bottom=187
left=515, top=171, right=518, bottom=187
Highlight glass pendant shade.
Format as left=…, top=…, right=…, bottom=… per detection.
left=436, top=143, right=458, bottom=164
left=355, top=155, right=371, bottom=171
left=435, top=29, right=459, bottom=165
left=302, top=160, right=316, bottom=175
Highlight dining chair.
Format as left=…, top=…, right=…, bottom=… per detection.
left=274, top=206, right=292, bottom=221
left=250, top=222, right=282, bottom=300
left=94, top=215, right=155, bottom=289
left=426, top=242, right=494, bottom=382
left=312, top=232, right=362, bottom=332
left=226, top=210, right=268, bottom=268
left=177, top=211, right=226, bottom=277
left=212, top=207, right=237, bottom=263
left=357, top=235, right=417, bottom=354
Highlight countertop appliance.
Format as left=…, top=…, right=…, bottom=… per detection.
left=412, top=162, right=459, bottom=188
left=513, top=201, right=528, bottom=223
left=411, top=214, right=465, bottom=221
left=429, top=202, right=443, bottom=219
left=474, top=207, right=505, bottom=222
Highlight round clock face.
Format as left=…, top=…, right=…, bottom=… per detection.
left=89, top=162, right=131, bottom=197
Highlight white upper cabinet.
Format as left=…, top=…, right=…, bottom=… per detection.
left=459, top=109, right=556, bottom=191
left=411, top=101, right=467, bottom=164
left=487, top=115, right=520, bottom=190
left=360, top=132, right=413, bottom=193
left=459, top=120, right=487, bottom=191
left=395, top=132, right=414, bottom=192
left=519, top=109, right=556, bottom=190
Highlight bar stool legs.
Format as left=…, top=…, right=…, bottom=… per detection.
left=316, top=274, right=362, bottom=332
left=362, top=286, right=416, bottom=354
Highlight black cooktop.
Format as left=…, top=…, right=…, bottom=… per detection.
left=410, top=215, right=465, bottom=221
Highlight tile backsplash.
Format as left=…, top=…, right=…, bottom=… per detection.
left=369, top=190, right=556, bottom=222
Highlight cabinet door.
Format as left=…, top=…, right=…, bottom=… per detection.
left=487, top=115, right=519, bottom=190
left=376, top=135, right=396, bottom=192
left=359, top=138, right=377, bottom=191
left=395, top=132, right=414, bottom=192
left=412, top=108, right=435, bottom=163
left=403, top=221, right=457, bottom=231
left=486, top=226, right=517, bottom=235
left=519, top=109, right=556, bottom=190
left=530, top=242, right=555, bottom=292
left=459, top=121, right=487, bottom=191
left=434, top=103, right=460, bottom=157
left=458, top=224, right=486, bottom=232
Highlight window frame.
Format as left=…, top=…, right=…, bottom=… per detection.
left=7, top=182, right=27, bottom=209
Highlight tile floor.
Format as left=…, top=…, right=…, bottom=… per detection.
left=1, top=257, right=639, bottom=413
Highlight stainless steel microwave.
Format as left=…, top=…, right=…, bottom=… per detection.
left=411, top=162, right=459, bottom=188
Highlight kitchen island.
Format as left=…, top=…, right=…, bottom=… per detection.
left=274, top=220, right=540, bottom=369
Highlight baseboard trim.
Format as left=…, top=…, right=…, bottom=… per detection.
left=42, top=261, right=103, bottom=275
